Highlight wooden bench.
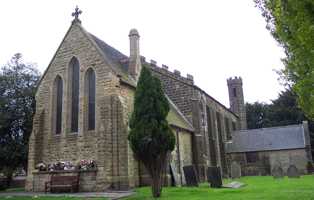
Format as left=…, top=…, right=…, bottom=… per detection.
left=45, top=175, right=79, bottom=193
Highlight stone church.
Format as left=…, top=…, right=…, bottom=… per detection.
left=26, top=9, right=249, bottom=192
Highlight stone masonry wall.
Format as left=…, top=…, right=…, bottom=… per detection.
left=146, top=59, right=239, bottom=179
left=227, top=148, right=309, bottom=176
left=26, top=23, right=132, bottom=191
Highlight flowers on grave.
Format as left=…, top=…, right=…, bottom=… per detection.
left=35, top=163, right=47, bottom=171
left=35, top=160, right=96, bottom=171
left=77, top=160, right=97, bottom=170
left=48, top=161, right=76, bottom=171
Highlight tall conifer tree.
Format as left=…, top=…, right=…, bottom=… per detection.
left=128, top=66, right=175, bottom=198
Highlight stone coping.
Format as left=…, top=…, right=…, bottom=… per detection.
left=33, top=169, right=97, bottom=174
left=0, top=191, right=134, bottom=199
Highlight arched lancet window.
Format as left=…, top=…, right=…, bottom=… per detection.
left=54, top=76, right=63, bottom=135
left=69, top=57, right=80, bottom=132
left=85, top=68, right=96, bottom=130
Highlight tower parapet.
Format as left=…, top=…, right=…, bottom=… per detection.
left=227, top=76, right=247, bottom=130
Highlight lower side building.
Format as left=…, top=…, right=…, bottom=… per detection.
left=226, top=121, right=312, bottom=176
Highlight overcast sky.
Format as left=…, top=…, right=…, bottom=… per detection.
left=0, top=0, right=285, bottom=106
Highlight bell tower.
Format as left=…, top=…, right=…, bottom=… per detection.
left=227, top=77, right=247, bottom=130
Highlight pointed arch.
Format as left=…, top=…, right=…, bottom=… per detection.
left=53, top=75, right=63, bottom=135
left=85, top=68, right=96, bottom=130
left=69, top=57, right=80, bottom=132
left=84, top=68, right=96, bottom=130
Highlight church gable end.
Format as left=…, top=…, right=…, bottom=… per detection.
left=27, top=16, right=133, bottom=191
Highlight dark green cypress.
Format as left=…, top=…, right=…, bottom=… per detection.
left=128, top=66, right=175, bottom=198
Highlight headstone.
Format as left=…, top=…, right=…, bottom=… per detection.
left=207, top=167, right=214, bottom=183
left=230, top=161, right=241, bottom=179
left=287, top=165, right=300, bottom=178
left=224, top=181, right=246, bottom=189
left=207, top=166, right=222, bottom=188
left=272, top=165, right=284, bottom=179
left=183, top=165, right=199, bottom=186
left=170, top=163, right=181, bottom=186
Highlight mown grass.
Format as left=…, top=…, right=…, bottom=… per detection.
left=123, top=175, right=314, bottom=200
left=1, top=176, right=313, bottom=200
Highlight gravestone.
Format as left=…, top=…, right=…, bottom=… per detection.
left=231, top=161, right=241, bottom=179
left=287, top=165, right=300, bottom=178
left=224, top=181, right=246, bottom=189
left=183, top=165, right=198, bottom=186
left=272, top=165, right=284, bottom=179
left=207, top=166, right=222, bottom=188
left=170, top=163, right=181, bottom=186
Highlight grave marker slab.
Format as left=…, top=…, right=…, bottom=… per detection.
left=272, top=165, right=284, bottom=179
left=224, top=181, right=246, bottom=189
left=207, top=166, right=222, bottom=188
left=183, top=165, right=198, bottom=187
left=170, top=163, right=181, bottom=186
left=231, top=161, right=241, bottom=179
left=287, top=165, right=300, bottom=178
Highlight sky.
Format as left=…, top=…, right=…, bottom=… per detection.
left=0, top=0, right=286, bottom=107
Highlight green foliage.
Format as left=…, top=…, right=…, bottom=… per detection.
left=0, top=54, right=40, bottom=182
left=255, top=0, right=314, bottom=119
left=246, top=102, right=271, bottom=129
left=128, top=66, right=175, bottom=161
left=246, top=89, right=312, bottom=129
left=128, top=66, right=175, bottom=197
left=124, top=176, right=314, bottom=200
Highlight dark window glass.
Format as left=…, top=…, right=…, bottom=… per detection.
left=216, top=112, right=227, bottom=174
left=225, top=117, right=231, bottom=140
left=87, top=69, right=96, bottom=130
left=70, top=58, right=79, bottom=132
left=233, top=88, right=237, bottom=97
left=246, top=152, right=258, bottom=163
left=232, top=122, right=236, bottom=131
left=55, top=76, right=63, bottom=134
left=207, top=107, right=217, bottom=166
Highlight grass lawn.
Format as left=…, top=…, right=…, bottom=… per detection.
left=123, top=175, right=314, bottom=200
left=1, top=176, right=313, bottom=200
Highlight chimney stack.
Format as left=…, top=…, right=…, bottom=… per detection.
left=128, top=29, right=141, bottom=80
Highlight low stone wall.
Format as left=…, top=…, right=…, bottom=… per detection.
left=32, top=170, right=97, bottom=192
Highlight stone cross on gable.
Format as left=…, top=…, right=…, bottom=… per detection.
left=72, top=6, right=82, bottom=23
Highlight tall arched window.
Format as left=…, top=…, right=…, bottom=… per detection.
left=69, top=57, right=80, bottom=132
left=54, top=76, right=63, bottom=135
left=85, top=68, right=96, bottom=130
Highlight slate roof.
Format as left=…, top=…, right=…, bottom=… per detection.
left=89, top=34, right=129, bottom=71
left=166, top=95, right=194, bottom=132
left=226, top=124, right=307, bottom=153
left=87, top=33, right=138, bottom=86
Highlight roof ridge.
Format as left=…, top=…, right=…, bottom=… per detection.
left=235, top=123, right=302, bottom=133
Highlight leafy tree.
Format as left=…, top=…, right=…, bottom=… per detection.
left=128, top=66, right=175, bottom=198
left=0, top=53, right=40, bottom=187
left=268, top=89, right=306, bottom=126
left=254, top=0, right=314, bottom=119
left=246, top=102, right=271, bottom=129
